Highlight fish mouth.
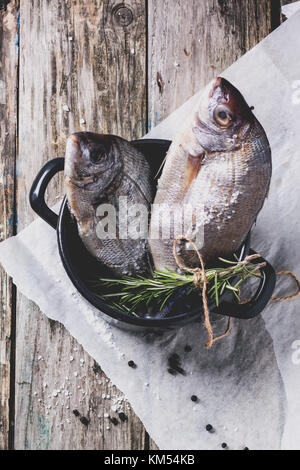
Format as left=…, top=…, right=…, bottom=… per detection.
left=209, top=76, right=235, bottom=103
left=65, top=133, right=112, bottom=187
left=65, top=136, right=101, bottom=190
left=209, top=76, right=224, bottom=98
left=65, top=135, right=82, bottom=180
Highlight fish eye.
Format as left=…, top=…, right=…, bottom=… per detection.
left=214, top=105, right=233, bottom=127
left=218, top=111, right=227, bottom=120
left=89, top=145, right=107, bottom=164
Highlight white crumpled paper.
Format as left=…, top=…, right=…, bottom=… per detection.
left=1, top=10, right=300, bottom=451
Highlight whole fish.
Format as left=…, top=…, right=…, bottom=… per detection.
left=65, top=132, right=153, bottom=277
left=150, top=77, right=272, bottom=270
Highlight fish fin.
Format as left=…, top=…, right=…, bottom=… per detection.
left=184, top=152, right=205, bottom=191
left=154, top=154, right=168, bottom=179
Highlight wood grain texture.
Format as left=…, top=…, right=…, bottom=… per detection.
left=0, top=0, right=18, bottom=450
left=15, top=0, right=146, bottom=450
left=147, top=0, right=275, bottom=450
left=148, top=0, right=274, bottom=129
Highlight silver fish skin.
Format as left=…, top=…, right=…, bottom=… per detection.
left=150, top=77, right=272, bottom=270
left=65, top=132, right=153, bottom=277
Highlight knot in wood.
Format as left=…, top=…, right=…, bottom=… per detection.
left=113, top=5, right=133, bottom=27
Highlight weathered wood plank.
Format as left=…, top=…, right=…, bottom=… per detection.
left=148, top=0, right=274, bottom=129
left=148, top=0, right=276, bottom=449
left=16, top=0, right=147, bottom=450
left=0, top=0, right=18, bottom=450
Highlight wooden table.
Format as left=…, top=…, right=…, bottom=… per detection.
left=0, top=0, right=291, bottom=451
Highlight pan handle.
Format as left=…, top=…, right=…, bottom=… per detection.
left=29, top=158, right=65, bottom=230
left=215, top=250, right=276, bottom=320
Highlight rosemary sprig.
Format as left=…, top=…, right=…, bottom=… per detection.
left=94, top=254, right=265, bottom=317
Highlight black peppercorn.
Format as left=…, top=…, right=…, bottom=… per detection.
left=80, top=416, right=90, bottom=426
left=118, top=412, right=128, bottom=422
left=128, top=360, right=137, bottom=369
left=206, top=424, right=213, bottom=432
left=167, top=354, right=186, bottom=376
left=109, top=417, right=119, bottom=426
left=191, top=395, right=198, bottom=402
left=72, top=409, right=80, bottom=417
left=169, top=353, right=180, bottom=363
left=221, top=443, right=228, bottom=449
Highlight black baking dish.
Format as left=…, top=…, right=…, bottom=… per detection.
left=30, top=139, right=276, bottom=333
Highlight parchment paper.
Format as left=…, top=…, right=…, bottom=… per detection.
left=1, top=9, right=300, bottom=450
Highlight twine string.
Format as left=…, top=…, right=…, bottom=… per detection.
left=173, top=236, right=231, bottom=349
left=173, top=237, right=300, bottom=349
left=271, top=270, right=300, bottom=302
left=239, top=270, right=300, bottom=304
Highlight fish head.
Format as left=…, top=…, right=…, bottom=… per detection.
left=65, top=132, right=123, bottom=192
left=193, top=77, right=255, bottom=153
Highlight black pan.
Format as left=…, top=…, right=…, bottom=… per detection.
left=29, top=139, right=276, bottom=333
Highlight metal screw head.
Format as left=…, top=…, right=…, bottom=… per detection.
left=113, top=5, right=133, bottom=27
